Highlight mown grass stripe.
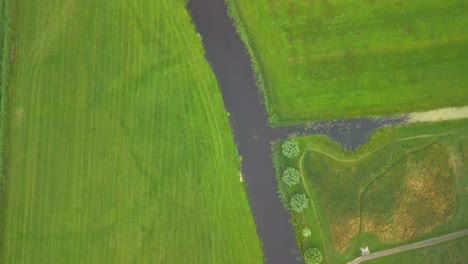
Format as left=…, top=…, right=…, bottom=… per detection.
left=229, top=0, right=468, bottom=124
left=0, top=1, right=263, bottom=263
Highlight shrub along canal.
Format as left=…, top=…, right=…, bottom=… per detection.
left=187, top=0, right=405, bottom=263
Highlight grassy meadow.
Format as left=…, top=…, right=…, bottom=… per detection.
left=228, top=0, right=468, bottom=124
left=0, top=0, right=12, bottom=203
left=366, top=236, right=468, bottom=264
left=0, top=1, right=263, bottom=263
left=0, top=1, right=5, bottom=71
left=0, top=0, right=5, bottom=63
left=274, top=120, right=468, bottom=263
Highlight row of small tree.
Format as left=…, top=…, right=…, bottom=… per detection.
left=281, top=140, right=323, bottom=264
left=281, top=140, right=308, bottom=212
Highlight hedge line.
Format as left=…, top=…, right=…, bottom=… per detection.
left=271, top=140, right=291, bottom=209
left=224, top=0, right=279, bottom=124
left=0, top=0, right=12, bottom=200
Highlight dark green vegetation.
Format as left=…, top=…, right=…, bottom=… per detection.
left=302, top=228, right=311, bottom=238
left=282, top=167, right=300, bottom=186
left=228, top=0, right=468, bottom=124
left=366, top=236, right=468, bottom=264
left=282, top=139, right=300, bottom=158
left=0, top=1, right=263, bottom=263
left=304, top=247, right=323, bottom=264
left=274, top=120, right=468, bottom=263
left=290, top=193, right=309, bottom=213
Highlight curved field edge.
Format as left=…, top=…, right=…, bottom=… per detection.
left=272, top=119, right=468, bottom=263
left=224, top=0, right=279, bottom=124
left=0, top=1, right=263, bottom=263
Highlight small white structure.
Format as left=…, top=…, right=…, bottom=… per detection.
left=360, top=246, right=370, bottom=256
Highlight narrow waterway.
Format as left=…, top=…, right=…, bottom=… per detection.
left=187, top=1, right=302, bottom=263
left=187, top=0, right=406, bottom=263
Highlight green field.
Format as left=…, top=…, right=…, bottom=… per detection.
left=0, top=1, right=5, bottom=71
left=274, top=120, right=468, bottom=263
left=0, top=0, right=12, bottom=203
left=228, top=0, right=468, bottom=124
left=366, top=236, right=468, bottom=264
left=0, top=1, right=263, bottom=263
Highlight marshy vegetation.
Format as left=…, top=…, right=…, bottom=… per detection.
left=274, top=119, right=468, bottom=263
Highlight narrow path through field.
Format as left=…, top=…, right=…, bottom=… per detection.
left=409, top=106, right=468, bottom=123
left=347, top=230, right=468, bottom=264
left=187, top=1, right=468, bottom=263
left=302, top=133, right=465, bottom=163
left=298, top=151, right=328, bottom=263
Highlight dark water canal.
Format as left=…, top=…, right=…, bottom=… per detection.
left=187, top=1, right=406, bottom=263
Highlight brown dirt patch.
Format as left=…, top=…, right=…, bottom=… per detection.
left=330, top=217, right=359, bottom=253
left=363, top=144, right=457, bottom=243
left=409, top=106, right=468, bottom=123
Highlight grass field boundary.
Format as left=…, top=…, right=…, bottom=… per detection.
left=0, top=0, right=12, bottom=202
left=301, top=133, right=464, bottom=164
left=224, top=0, right=279, bottom=124
left=271, top=140, right=291, bottom=209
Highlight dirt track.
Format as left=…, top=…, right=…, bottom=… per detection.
left=348, top=230, right=468, bottom=264
left=409, top=106, right=468, bottom=123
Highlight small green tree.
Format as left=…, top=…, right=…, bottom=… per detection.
left=282, top=167, right=300, bottom=186
left=302, top=227, right=311, bottom=237
left=282, top=140, right=299, bottom=158
left=290, top=193, right=309, bottom=213
left=304, top=248, right=323, bottom=264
